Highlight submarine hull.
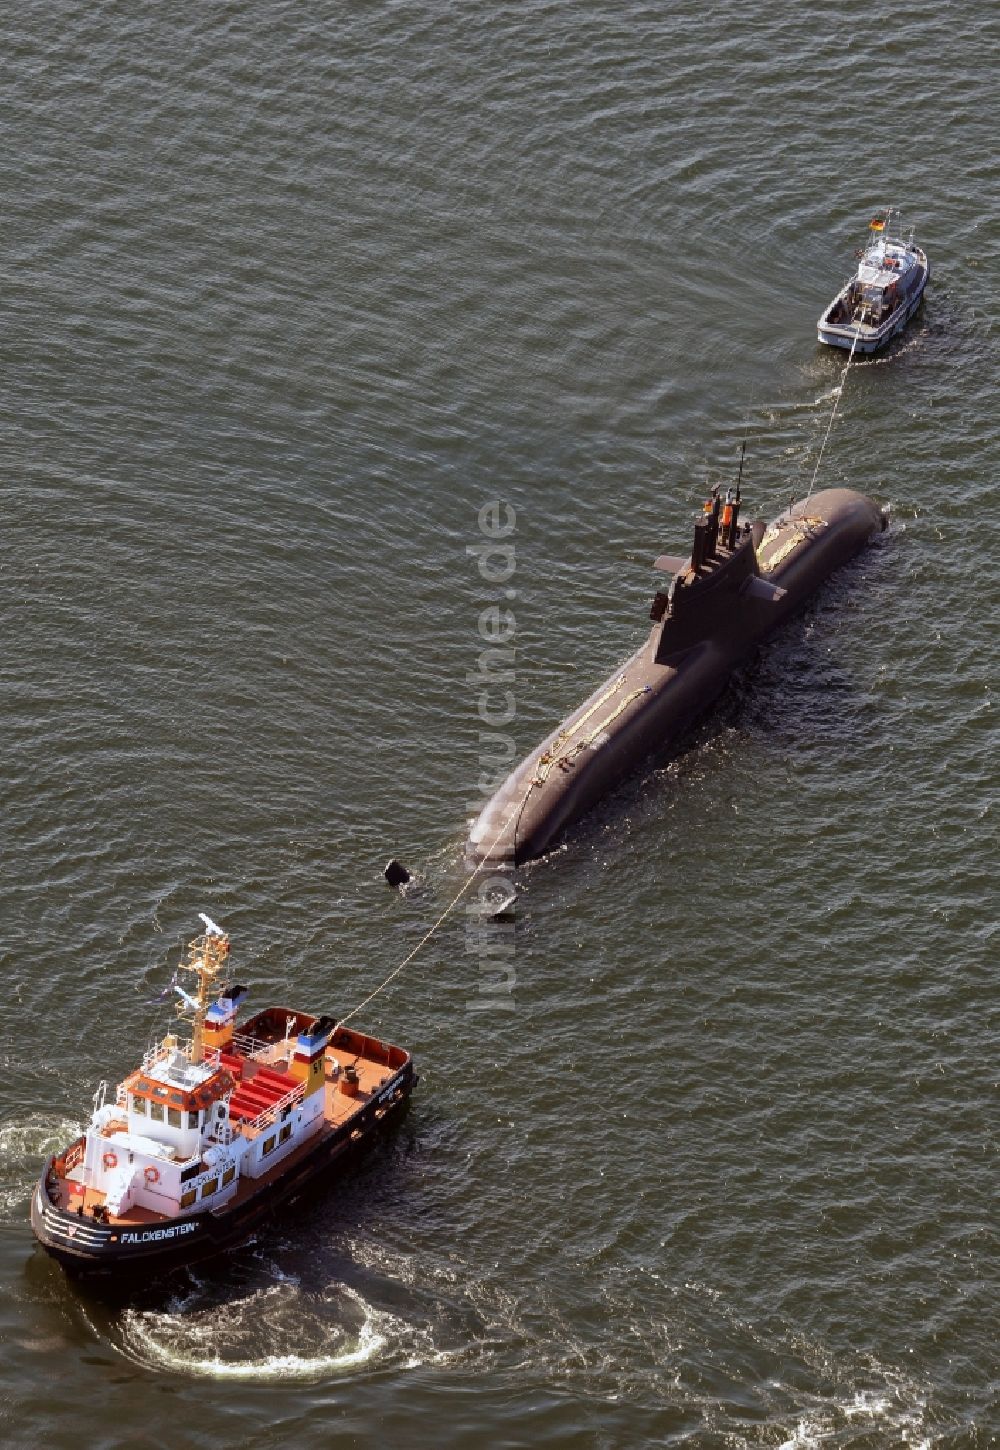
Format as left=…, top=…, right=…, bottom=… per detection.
left=468, top=488, right=885, bottom=864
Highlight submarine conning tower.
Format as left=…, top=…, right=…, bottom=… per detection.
left=647, top=485, right=783, bottom=662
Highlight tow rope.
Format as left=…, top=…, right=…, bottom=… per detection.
left=337, top=775, right=535, bottom=1029
left=803, top=327, right=860, bottom=507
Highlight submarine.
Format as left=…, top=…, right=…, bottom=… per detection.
left=468, top=484, right=887, bottom=864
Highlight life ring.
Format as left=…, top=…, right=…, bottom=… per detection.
left=144, top=1164, right=160, bottom=1186
left=102, top=1150, right=118, bottom=1171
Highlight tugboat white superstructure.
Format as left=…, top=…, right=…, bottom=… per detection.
left=818, top=209, right=928, bottom=354
left=31, top=918, right=415, bottom=1281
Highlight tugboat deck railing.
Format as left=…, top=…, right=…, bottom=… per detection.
left=239, top=1080, right=305, bottom=1133
left=230, top=1030, right=285, bottom=1062
left=141, top=1039, right=222, bottom=1074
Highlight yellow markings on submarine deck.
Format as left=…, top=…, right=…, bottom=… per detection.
left=533, top=674, right=628, bottom=783
left=534, top=679, right=649, bottom=782
left=757, top=516, right=828, bottom=572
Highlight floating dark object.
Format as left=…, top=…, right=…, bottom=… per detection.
left=468, top=486, right=887, bottom=864
left=383, top=859, right=412, bottom=889
left=480, top=886, right=517, bottom=920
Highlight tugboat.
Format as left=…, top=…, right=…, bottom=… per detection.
left=468, top=484, right=887, bottom=863
left=31, top=917, right=416, bottom=1281
left=818, top=209, right=929, bottom=354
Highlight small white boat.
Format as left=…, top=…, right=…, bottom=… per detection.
left=818, top=210, right=929, bottom=354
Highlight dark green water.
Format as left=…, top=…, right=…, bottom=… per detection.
left=2, top=2, right=997, bottom=1446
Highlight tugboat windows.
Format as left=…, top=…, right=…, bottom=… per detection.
left=134, top=1098, right=202, bottom=1126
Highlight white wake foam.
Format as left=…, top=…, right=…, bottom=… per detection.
left=120, top=1280, right=404, bottom=1382
left=0, top=1114, right=84, bottom=1223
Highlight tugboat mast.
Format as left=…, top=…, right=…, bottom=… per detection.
left=175, top=918, right=231, bottom=1064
